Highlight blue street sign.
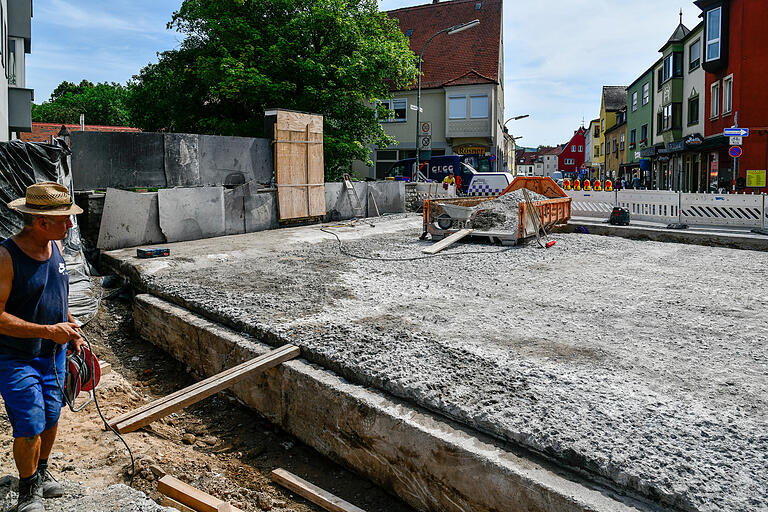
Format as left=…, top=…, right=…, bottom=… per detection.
left=724, top=128, right=749, bottom=137
left=729, top=146, right=743, bottom=158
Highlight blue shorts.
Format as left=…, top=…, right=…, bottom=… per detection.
left=0, top=347, right=66, bottom=438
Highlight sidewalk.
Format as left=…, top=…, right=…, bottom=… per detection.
left=565, top=215, right=768, bottom=251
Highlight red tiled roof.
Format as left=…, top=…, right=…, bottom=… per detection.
left=388, top=0, right=502, bottom=90
left=20, top=122, right=141, bottom=143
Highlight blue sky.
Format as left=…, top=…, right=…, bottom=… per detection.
left=29, top=0, right=703, bottom=147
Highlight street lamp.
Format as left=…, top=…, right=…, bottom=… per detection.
left=415, top=19, right=480, bottom=180
left=503, top=115, right=529, bottom=175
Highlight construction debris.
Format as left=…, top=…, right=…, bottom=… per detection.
left=270, top=469, right=366, bottom=512
left=158, top=475, right=244, bottom=512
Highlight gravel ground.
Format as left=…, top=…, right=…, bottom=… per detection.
left=123, top=219, right=767, bottom=512
left=0, top=479, right=172, bottom=512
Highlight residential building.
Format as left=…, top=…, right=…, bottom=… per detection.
left=516, top=151, right=537, bottom=176
left=353, top=0, right=504, bottom=179
left=584, top=118, right=600, bottom=177
left=597, top=86, right=627, bottom=179
left=695, top=0, right=768, bottom=193
left=604, top=107, right=627, bottom=180
left=680, top=22, right=706, bottom=192
left=558, top=126, right=586, bottom=176
left=2, top=0, right=33, bottom=140
left=627, top=63, right=657, bottom=187
left=536, top=146, right=561, bottom=177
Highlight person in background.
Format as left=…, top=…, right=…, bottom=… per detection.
left=442, top=172, right=455, bottom=190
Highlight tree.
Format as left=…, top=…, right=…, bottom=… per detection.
left=127, top=0, right=417, bottom=178
left=31, top=80, right=133, bottom=127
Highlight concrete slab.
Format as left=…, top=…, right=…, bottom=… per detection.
left=134, top=294, right=656, bottom=512
left=164, top=133, right=201, bottom=187
left=367, top=181, right=405, bottom=215
left=325, top=182, right=369, bottom=220
left=103, top=216, right=768, bottom=512
left=242, top=184, right=278, bottom=232
left=198, top=135, right=272, bottom=186
left=224, top=187, right=245, bottom=236
left=96, top=188, right=165, bottom=250
left=157, top=187, right=226, bottom=242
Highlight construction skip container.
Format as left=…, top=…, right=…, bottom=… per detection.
left=422, top=177, right=572, bottom=244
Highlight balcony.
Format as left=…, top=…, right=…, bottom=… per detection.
left=8, top=0, right=32, bottom=52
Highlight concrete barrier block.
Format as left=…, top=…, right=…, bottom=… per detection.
left=164, top=133, right=201, bottom=187
left=367, top=181, right=405, bottom=215
left=158, top=187, right=226, bottom=242
left=96, top=189, right=165, bottom=250
left=324, top=182, right=368, bottom=220
left=199, top=135, right=273, bottom=186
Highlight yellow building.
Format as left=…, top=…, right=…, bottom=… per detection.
left=597, top=86, right=627, bottom=179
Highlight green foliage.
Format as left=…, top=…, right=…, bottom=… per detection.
left=127, top=0, right=417, bottom=178
left=31, top=80, right=133, bottom=126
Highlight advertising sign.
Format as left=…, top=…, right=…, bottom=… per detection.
left=455, top=146, right=487, bottom=155
left=746, top=170, right=766, bottom=188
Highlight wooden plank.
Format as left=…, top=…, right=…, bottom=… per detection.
left=113, top=345, right=300, bottom=433
left=422, top=228, right=474, bottom=254
left=162, top=496, right=198, bottom=512
left=107, top=344, right=297, bottom=428
left=99, top=361, right=112, bottom=375
left=270, top=468, right=366, bottom=512
left=158, top=475, right=244, bottom=512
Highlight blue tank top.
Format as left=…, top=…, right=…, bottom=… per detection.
left=0, top=238, right=69, bottom=359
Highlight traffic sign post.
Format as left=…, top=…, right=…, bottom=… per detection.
left=729, top=146, right=743, bottom=193
left=729, top=146, right=743, bottom=158
left=729, top=136, right=743, bottom=145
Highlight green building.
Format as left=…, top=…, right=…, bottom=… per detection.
left=625, top=61, right=659, bottom=186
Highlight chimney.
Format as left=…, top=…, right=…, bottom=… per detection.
left=433, top=0, right=439, bottom=3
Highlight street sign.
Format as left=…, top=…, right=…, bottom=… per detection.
left=729, top=146, right=743, bottom=158
left=729, top=136, right=743, bottom=145
left=419, top=135, right=432, bottom=150
left=409, top=104, right=423, bottom=112
left=724, top=128, right=749, bottom=137
left=419, top=122, right=432, bottom=136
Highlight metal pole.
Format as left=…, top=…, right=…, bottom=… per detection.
left=415, top=56, right=422, bottom=181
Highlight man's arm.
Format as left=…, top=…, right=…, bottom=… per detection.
left=0, top=246, right=81, bottom=345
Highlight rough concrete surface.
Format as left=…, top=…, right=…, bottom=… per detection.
left=0, top=478, right=172, bottom=512
left=104, top=216, right=768, bottom=512
left=158, top=187, right=226, bottom=242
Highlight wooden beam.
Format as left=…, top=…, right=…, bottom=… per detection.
left=158, top=475, right=244, bottom=512
left=162, top=496, right=198, bottom=512
left=422, top=228, right=474, bottom=254
left=270, top=468, right=366, bottom=512
left=110, top=345, right=299, bottom=433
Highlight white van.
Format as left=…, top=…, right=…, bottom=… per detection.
left=462, top=163, right=514, bottom=196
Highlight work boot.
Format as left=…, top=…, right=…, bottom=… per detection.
left=37, top=461, right=65, bottom=498
left=16, top=472, right=44, bottom=512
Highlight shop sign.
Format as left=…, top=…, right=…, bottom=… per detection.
left=666, top=141, right=686, bottom=152
left=455, top=145, right=487, bottom=155
left=746, top=170, right=766, bottom=188
left=658, top=155, right=670, bottom=162
left=685, top=134, right=704, bottom=147
left=640, top=147, right=657, bottom=158
left=634, top=151, right=641, bottom=159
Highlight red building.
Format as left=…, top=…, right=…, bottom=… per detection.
left=558, top=127, right=586, bottom=176
left=20, top=123, right=141, bottom=143
left=695, top=0, right=768, bottom=193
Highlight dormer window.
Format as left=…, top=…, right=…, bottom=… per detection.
left=705, top=7, right=722, bottom=62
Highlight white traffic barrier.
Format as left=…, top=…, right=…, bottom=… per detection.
left=617, top=190, right=680, bottom=223
left=567, top=190, right=616, bottom=219
left=681, top=193, right=764, bottom=227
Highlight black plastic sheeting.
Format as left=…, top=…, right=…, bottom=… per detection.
left=0, top=139, right=100, bottom=325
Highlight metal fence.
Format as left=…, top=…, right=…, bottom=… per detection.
left=567, top=190, right=767, bottom=229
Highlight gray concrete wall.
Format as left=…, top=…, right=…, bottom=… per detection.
left=324, top=182, right=369, bottom=221
left=134, top=294, right=653, bottom=512
left=72, top=132, right=273, bottom=191
left=366, top=181, right=405, bottom=216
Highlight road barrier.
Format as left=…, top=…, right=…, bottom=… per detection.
left=568, top=190, right=767, bottom=229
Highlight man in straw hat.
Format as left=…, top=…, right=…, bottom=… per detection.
left=0, top=182, right=84, bottom=512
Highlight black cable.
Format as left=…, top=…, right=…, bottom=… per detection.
left=53, top=333, right=135, bottom=486
left=319, top=227, right=514, bottom=261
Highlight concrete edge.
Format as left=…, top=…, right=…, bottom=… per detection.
left=560, top=221, right=768, bottom=251
left=133, top=293, right=660, bottom=512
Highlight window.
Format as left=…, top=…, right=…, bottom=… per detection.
left=620, top=133, right=625, bottom=150
left=657, top=68, right=664, bottom=90
left=379, top=99, right=406, bottom=122
left=565, top=158, right=575, bottom=165
left=8, top=39, right=15, bottom=85
left=571, top=145, right=576, bottom=152
left=688, top=95, right=700, bottom=125
left=641, top=124, right=648, bottom=143
left=663, top=53, right=683, bottom=82
left=642, top=83, right=650, bottom=105
left=594, top=126, right=600, bottom=137
left=594, top=145, right=600, bottom=157
left=601, top=119, right=605, bottom=130
left=663, top=55, right=673, bottom=82
left=600, top=143, right=604, bottom=156
left=578, top=145, right=583, bottom=152
left=662, top=103, right=682, bottom=131
left=723, top=75, right=733, bottom=114
left=469, top=95, right=488, bottom=119
left=706, top=7, right=722, bottom=62
left=689, top=39, right=701, bottom=71
left=630, top=129, right=637, bottom=145
left=449, top=96, right=467, bottom=119
left=711, top=82, right=720, bottom=118
left=612, top=137, right=617, bottom=153
left=632, top=92, right=638, bottom=111
left=657, top=111, right=663, bottom=134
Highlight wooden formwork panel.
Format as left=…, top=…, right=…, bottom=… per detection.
left=273, top=110, right=325, bottom=220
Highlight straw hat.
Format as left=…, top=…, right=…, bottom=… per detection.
left=7, top=181, right=83, bottom=216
